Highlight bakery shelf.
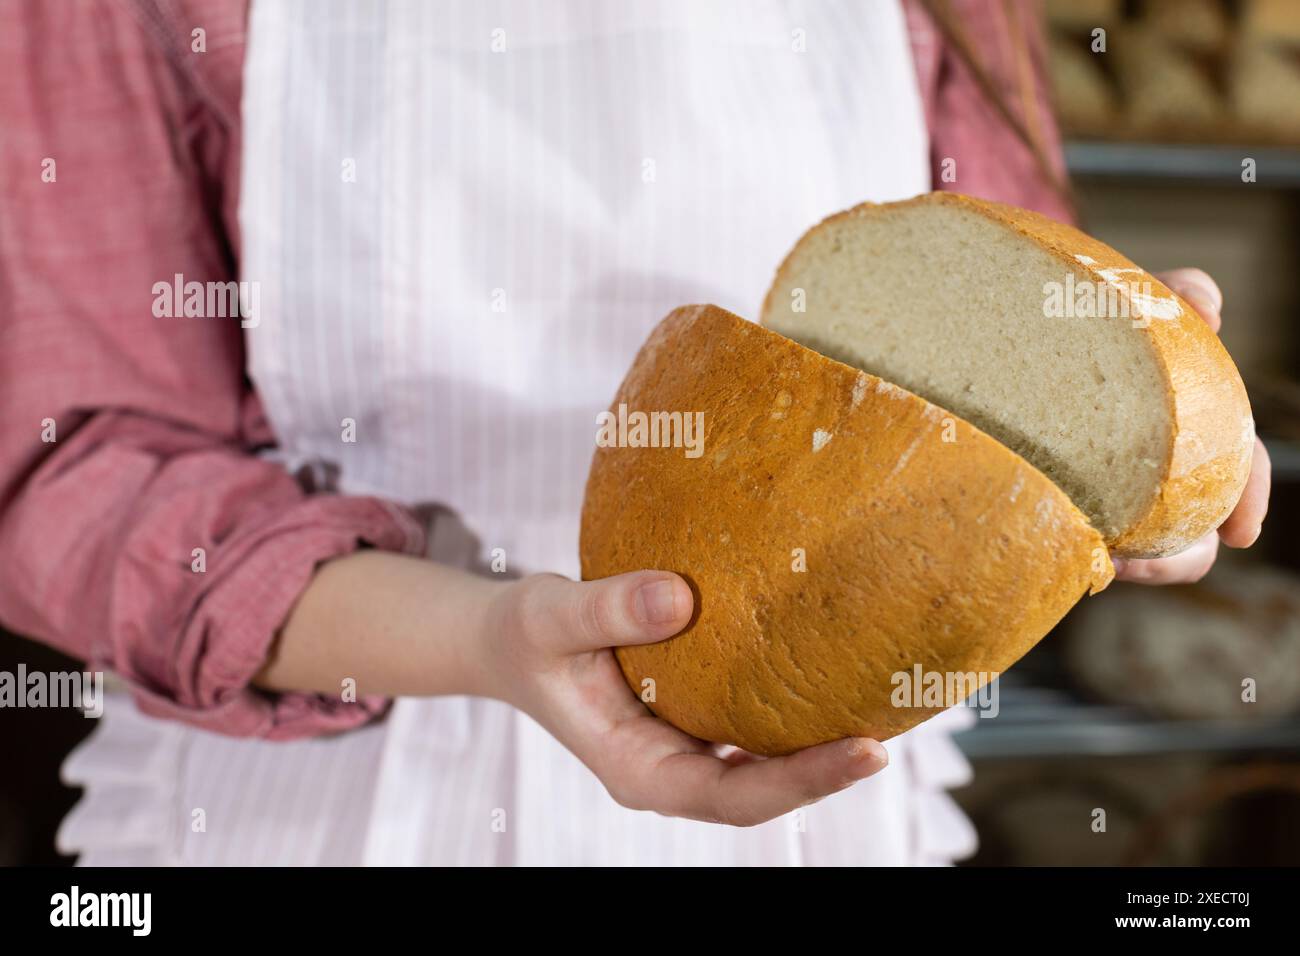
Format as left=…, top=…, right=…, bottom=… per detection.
left=1065, top=140, right=1300, bottom=185
left=954, top=673, right=1300, bottom=759
left=950, top=620, right=1300, bottom=764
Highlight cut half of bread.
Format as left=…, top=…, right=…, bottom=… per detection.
left=581, top=304, right=1112, bottom=755
left=762, top=192, right=1253, bottom=557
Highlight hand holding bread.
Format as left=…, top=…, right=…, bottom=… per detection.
left=481, top=570, right=888, bottom=826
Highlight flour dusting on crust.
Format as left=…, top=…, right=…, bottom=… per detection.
left=874, top=379, right=908, bottom=400
left=851, top=372, right=869, bottom=408
left=1073, top=253, right=1182, bottom=322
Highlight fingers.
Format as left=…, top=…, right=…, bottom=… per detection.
left=667, top=738, right=888, bottom=826
left=1219, top=437, right=1271, bottom=548
left=1157, top=268, right=1222, bottom=333
left=1112, top=437, right=1269, bottom=583
left=524, top=570, right=695, bottom=653
left=611, top=733, right=888, bottom=827
left=1112, top=531, right=1219, bottom=585
left=1153, top=270, right=1270, bottom=548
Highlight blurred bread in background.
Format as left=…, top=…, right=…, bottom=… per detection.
left=1065, top=566, right=1300, bottom=721
left=1049, top=33, right=1117, bottom=135
left=1112, top=27, right=1224, bottom=135
left=1043, top=0, right=1119, bottom=34
left=1046, top=0, right=1300, bottom=145
left=1244, top=0, right=1300, bottom=45
left=1143, top=0, right=1228, bottom=52
left=1232, top=43, right=1300, bottom=140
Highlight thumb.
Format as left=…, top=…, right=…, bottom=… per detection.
left=542, top=571, right=694, bottom=653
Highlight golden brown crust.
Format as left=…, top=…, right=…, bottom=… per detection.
left=580, top=304, right=1111, bottom=756
left=761, top=192, right=1255, bottom=558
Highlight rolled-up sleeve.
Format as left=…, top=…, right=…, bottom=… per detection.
left=0, top=0, right=425, bottom=739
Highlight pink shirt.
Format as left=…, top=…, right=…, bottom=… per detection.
left=0, top=0, right=1069, bottom=741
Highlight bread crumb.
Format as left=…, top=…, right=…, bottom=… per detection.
left=812, top=429, right=833, bottom=453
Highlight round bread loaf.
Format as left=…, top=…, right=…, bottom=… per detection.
left=763, top=193, right=1254, bottom=558
left=580, top=304, right=1113, bottom=756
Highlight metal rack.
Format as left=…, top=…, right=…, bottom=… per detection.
left=1065, top=140, right=1300, bottom=186
left=956, top=669, right=1300, bottom=760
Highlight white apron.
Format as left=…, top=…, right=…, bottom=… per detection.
left=59, top=0, right=976, bottom=866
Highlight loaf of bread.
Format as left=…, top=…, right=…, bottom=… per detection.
left=1232, top=43, right=1300, bottom=141
left=1048, top=34, right=1118, bottom=135
left=1043, top=0, right=1119, bottom=33
left=1065, top=567, right=1300, bottom=721
left=1142, top=0, right=1228, bottom=52
left=581, top=304, right=1111, bottom=755
left=579, top=193, right=1253, bottom=756
left=1244, top=0, right=1300, bottom=45
left=1111, top=27, right=1223, bottom=135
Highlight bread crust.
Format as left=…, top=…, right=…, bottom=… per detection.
left=580, top=304, right=1111, bottom=756
left=760, top=192, right=1255, bottom=558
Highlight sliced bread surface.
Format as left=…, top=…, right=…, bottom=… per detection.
left=762, top=192, right=1254, bottom=557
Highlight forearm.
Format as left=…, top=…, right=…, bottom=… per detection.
left=254, top=551, right=503, bottom=700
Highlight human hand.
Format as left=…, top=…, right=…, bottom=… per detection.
left=1111, top=268, right=1271, bottom=585
left=480, top=570, right=888, bottom=825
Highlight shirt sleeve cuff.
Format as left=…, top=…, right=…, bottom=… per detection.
left=115, top=496, right=427, bottom=740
